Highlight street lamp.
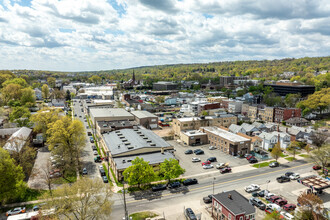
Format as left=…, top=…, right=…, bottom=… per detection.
left=213, top=177, right=216, bottom=195
left=266, top=180, right=270, bottom=191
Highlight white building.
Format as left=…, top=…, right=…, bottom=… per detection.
left=258, top=131, right=291, bottom=150
left=228, top=100, right=243, bottom=114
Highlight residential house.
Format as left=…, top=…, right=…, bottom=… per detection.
left=258, top=131, right=291, bottom=150
left=48, top=99, right=66, bottom=109
left=229, top=124, right=246, bottom=134
left=248, top=105, right=258, bottom=121
left=34, top=88, right=43, bottom=100
left=252, top=122, right=267, bottom=131
left=228, top=100, right=243, bottom=114
left=241, top=123, right=260, bottom=136
left=241, top=104, right=250, bottom=116
left=285, top=117, right=309, bottom=127
left=264, top=122, right=278, bottom=132
left=258, top=107, right=274, bottom=122
left=212, top=190, right=256, bottom=220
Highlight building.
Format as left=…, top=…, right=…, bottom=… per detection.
left=285, top=117, right=309, bottom=127
left=34, top=88, right=43, bottom=100
left=131, top=111, right=158, bottom=129
left=153, top=81, right=178, bottom=91
left=258, top=131, right=291, bottom=150
left=89, top=108, right=134, bottom=127
left=3, top=127, right=32, bottom=153
left=100, top=129, right=174, bottom=181
left=274, top=108, right=301, bottom=123
left=228, top=100, right=243, bottom=114
left=207, top=96, right=228, bottom=103
left=212, top=190, right=255, bottom=220
left=172, top=114, right=238, bottom=137
left=96, top=120, right=138, bottom=135
left=180, top=101, right=221, bottom=115
left=264, top=82, right=315, bottom=97
left=241, top=104, right=250, bottom=116
left=229, top=124, right=246, bottom=134
left=241, top=123, right=260, bottom=136
left=180, top=130, right=208, bottom=146
left=48, top=99, right=66, bottom=109
left=248, top=105, right=258, bottom=121
left=201, top=126, right=251, bottom=156
left=258, top=107, right=274, bottom=122
left=122, top=71, right=139, bottom=89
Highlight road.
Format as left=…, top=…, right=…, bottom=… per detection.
left=110, top=160, right=314, bottom=220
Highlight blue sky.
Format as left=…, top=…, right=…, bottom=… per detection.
left=0, top=0, right=329, bottom=71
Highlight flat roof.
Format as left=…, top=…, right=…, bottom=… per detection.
left=202, top=126, right=250, bottom=143
left=131, top=111, right=158, bottom=118
left=114, top=152, right=175, bottom=170
left=181, top=130, right=207, bottom=137
left=177, top=114, right=236, bottom=122
left=103, top=128, right=171, bottom=156
left=90, top=108, right=133, bottom=118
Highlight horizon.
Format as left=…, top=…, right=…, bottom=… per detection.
left=1, top=0, right=330, bottom=72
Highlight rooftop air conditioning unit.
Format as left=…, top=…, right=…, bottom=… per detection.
left=150, top=143, right=156, bottom=146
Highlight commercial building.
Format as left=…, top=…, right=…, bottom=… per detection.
left=96, top=120, right=138, bottom=135
left=212, top=190, right=255, bottom=220
left=264, top=82, right=315, bottom=97
left=131, top=111, right=158, bottom=129
left=201, top=126, right=251, bottom=156
left=180, top=130, right=208, bottom=146
left=274, top=107, right=301, bottom=123
left=153, top=81, right=178, bottom=91
left=172, top=114, right=238, bottom=137
left=89, top=108, right=134, bottom=127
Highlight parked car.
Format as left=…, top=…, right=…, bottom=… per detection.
left=183, top=178, right=198, bottom=186
left=244, top=184, right=260, bottom=193
left=195, top=150, right=204, bottom=155
left=185, top=149, right=193, bottom=154
left=275, top=199, right=288, bottom=206
left=202, top=161, right=211, bottom=166
left=209, top=146, right=216, bottom=150
left=248, top=158, right=258, bottom=163
left=90, top=137, right=94, bottom=143
left=203, top=164, right=214, bottom=169
left=285, top=172, right=295, bottom=177
left=49, top=169, right=62, bottom=178
left=246, top=155, right=255, bottom=160
left=152, top=184, right=167, bottom=192
left=249, top=198, right=266, bottom=210
left=280, top=211, right=294, bottom=220
left=220, top=167, right=231, bottom=174
left=193, top=149, right=202, bottom=153
left=313, top=165, right=321, bottom=170
left=245, top=153, right=253, bottom=158
left=289, top=173, right=300, bottom=180
left=207, top=157, right=217, bottom=162
left=203, top=195, right=213, bottom=204
left=252, top=192, right=259, bottom=197
left=102, top=176, right=108, bottom=183
left=216, top=163, right=229, bottom=169
left=82, top=168, right=88, bottom=175
left=277, top=176, right=291, bottom=183
left=265, top=193, right=276, bottom=200
left=93, top=150, right=98, bottom=155
left=283, top=204, right=296, bottom=211
left=258, top=190, right=269, bottom=197
left=92, top=145, right=97, bottom=151
left=6, top=207, right=26, bottom=216
left=185, top=208, right=197, bottom=220
left=168, top=181, right=181, bottom=189
left=191, top=157, right=201, bottom=162
left=266, top=203, right=282, bottom=212
left=269, top=162, right=279, bottom=168
left=268, top=196, right=282, bottom=203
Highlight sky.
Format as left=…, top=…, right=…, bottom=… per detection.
left=0, top=0, right=330, bottom=71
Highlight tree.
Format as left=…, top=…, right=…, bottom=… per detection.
left=310, top=132, right=328, bottom=149
left=9, top=106, right=31, bottom=127
left=30, top=108, right=62, bottom=138
left=123, top=157, right=155, bottom=188
left=155, top=96, right=165, bottom=104
left=287, top=141, right=299, bottom=159
left=47, top=117, right=86, bottom=175
left=297, top=88, right=330, bottom=115
left=42, top=177, right=113, bottom=220
left=263, top=92, right=283, bottom=107
left=201, top=110, right=209, bottom=116
left=32, top=82, right=41, bottom=89
left=47, top=77, right=56, bottom=88
left=2, top=78, right=28, bottom=88
left=159, top=159, right=185, bottom=185
left=66, top=90, right=71, bottom=101
left=0, top=148, right=26, bottom=204
left=295, top=191, right=325, bottom=220
left=41, top=84, right=50, bottom=100
left=309, top=145, right=330, bottom=177
left=10, top=141, right=37, bottom=178
left=271, top=142, right=282, bottom=162
left=20, top=88, right=36, bottom=107
left=53, top=89, right=65, bottom=99
left=1, top=83, right=23, bottom=104
left=263, top=211, right=282, bottom=220
left=88, top=75, right=102, bottom=85
left=284, top=93, right=301, bottom=108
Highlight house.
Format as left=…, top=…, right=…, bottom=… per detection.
left=229, top=124, right=246, bottom=134
left=228, top=100, right=243, bottom=114
left=285, top=117, right=309, bottom=127
left=264, top=122, right=278, bottom=132
left=241, top=123, right=260, bottom=136
left=3, top=127, right=32, bottom=153
left=212, top=190, right=256, bottom=220
left=34, top=88, right=43, bottom=100
left=258, top=131, right=291, bottom=150
left=252, top=122, right=267, bottom=131
left=48, top=99, right=66, bottom=109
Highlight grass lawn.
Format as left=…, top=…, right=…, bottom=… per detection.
left=129, top=211, right=158, bottom=220
left=52, top=171, right=77, bottom=184
left=252, top=160, right=276, bottom=168
left=109, top=166, right=123, bottom=187
left=280, top=152, right=288, bottom=157
left=285, top=157, right=297, bottom=161
left=298, top=154, right=309, bottom=158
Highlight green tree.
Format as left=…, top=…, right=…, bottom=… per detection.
left=9, top=106, right=31, bottom=127
left=88, top=75, right=102, bottom=84
left=1, top=83, right=23, bottom=104
left=47, top=77, right=56, bottom=88
left=263, top=211, right=282, bottom=220
left=263, top=93, right=283, bottom=107
left=271, top=142, right=282, bottom=162
left=20, top=88, right=36, bottom=107
left=155, top=96, right=165, bottom=104
left=0, top=148, right=26, bottom=204
left=284, top=93, right=301, bottom=108
left=32, top=82, right=41, bottom=89
left=30, top=108, right=62, bottom=138
left=297, top=88, right=330, bottom=114
left=42, top=177, right=112, bottom=220
left=47, top=117, right=86, bottom=175
left=53, top=89, right=65, bottom=99
left=159, top=159, right=185, bottom=185
left=287, top=141, right=299, bottom=159
left=41, top=84, right=50, bottom=100
left=123, top=157, right=155, bottom=188
left=2, top=78, right=28, bottom=88
left=309, top=145, right=330, bottom=177
left=192, top=84, right=200, bottom=90
left=66, top=90, right=71, bottom=101
left=201, top=110, right=209, bottom=116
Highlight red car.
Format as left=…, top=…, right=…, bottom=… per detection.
left=246, top=155, right=255, bottom=160
left=283, top=204, right=296, bottom=211
left=313, top=165, right=321, bottom=170
left=220, top=167, right=232, bottom=174
left=275, top=199, right=288, bottom=206
left=202, top=161, right=211, bottom=166
left=269, top=196, right=282, bottom=203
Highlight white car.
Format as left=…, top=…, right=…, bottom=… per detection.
left=244, top=184, right=260, bottom=192
left=290, top=173, right=300, bottom=180
left=216, top=163, right=228, bottom=169
left=203, top=164, right=214, bottom=169
left=93, top=150, right=98, bottom=155
left=267, top=203, right=281, bottom=212
left=209, top=146, right=216, bottom=150
left=280, top=211, right=294, bottom=220
left=192, top=157, right=201, bottom=162
left=265, top=193, right=276, bottom=200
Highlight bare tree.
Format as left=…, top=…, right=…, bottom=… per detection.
left=42, top=160, right=54, bottom=197
left=309, top=145, right=330, bottom=176
left=310, top=132, right=328, bottom=149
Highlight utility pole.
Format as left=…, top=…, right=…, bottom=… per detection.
left=123, top=182, right=128, bottom=220
left=213, top=177, right=216, bottom=195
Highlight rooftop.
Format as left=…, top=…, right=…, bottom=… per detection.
left=202, top=126, right=250, bottom=143
left=131, top=111, right=157, bottom=118
left=90, top=108, right=133, bottom=118
left=177, top=114, right=236, bottom=122
left=3, top=127, right=32, bottom=152
left=213, top=190, right=255, bottom=215
left=181, top=130, right=207, bottom=137
left=154, top=81, right=178, bottom=85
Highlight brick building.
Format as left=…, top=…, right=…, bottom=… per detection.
left=274, top=108, right=301, bottom=123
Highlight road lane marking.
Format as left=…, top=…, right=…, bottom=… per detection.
left=126, top=162, right=312, bottom=204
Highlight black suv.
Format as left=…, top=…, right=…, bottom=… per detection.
left=185, top=208, right=197, bottom=220
left=185, top=150, right=193, bottom=154
left=183, top=178, right=198, bottom=186
left=249, top=198, right=266, bottom=210
left=151, top=184, right=167, bottom=192
left=195, top=150, right=204, bottom=155
left=207, top=157, right=217, bottom=162
left=249, top=158, right=258, bottom=163
left=168, top=181, right=181, bottom=189
left=276, top=176, right=291, bottom=183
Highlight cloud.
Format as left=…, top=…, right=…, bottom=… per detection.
left=138, top=0, right=178, bottom=14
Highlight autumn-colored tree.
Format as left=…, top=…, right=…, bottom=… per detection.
left=295, top=191, right=325, bottom=220
left=271, top=142, right=282, bottom=162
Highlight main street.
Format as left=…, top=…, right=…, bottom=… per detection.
left=110, top=161, right=315, bottom=219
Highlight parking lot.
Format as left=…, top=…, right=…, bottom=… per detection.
left=168, top=140, right=250, bottom=176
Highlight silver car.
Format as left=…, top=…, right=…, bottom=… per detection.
left=191, top=157, right=201, bottom=162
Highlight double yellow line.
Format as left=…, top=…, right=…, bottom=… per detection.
left=126, top=162, right=312, bottom=204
